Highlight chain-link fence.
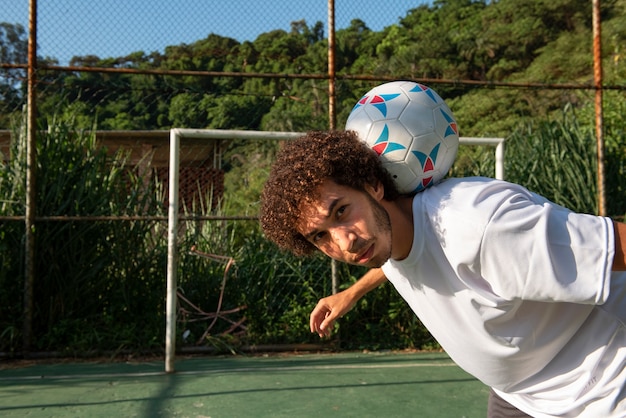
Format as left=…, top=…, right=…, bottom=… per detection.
left=1, top=0, right=625, bottom=357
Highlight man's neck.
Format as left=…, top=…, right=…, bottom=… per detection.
left=383, top=195, right=415, bottom=261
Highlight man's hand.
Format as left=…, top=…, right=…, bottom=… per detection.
left=310, top=290, right=357, bottom=338
left=309, top=267, right=388, bottom=338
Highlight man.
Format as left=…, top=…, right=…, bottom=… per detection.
left=260, top=130, right=626, bottom=417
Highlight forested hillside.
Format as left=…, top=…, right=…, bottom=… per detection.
left=1, top=0, right=624, bottom=135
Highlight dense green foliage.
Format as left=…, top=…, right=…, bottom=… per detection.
left=1, top=0, right=625, bottom=136
left=1, top=0, right=625, bottom=355
left=2, top=112, right=619, bottom=355
left=1, top=124, right=168, bottom=353
left=0, top=123, right=439, bottom=354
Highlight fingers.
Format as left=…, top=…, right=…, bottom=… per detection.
left=320, top=311, right=335, bottom=338
left=310, top=302, right=329, bottom=337
left=309, top=302, right=323, bottom=333
left=310, top=290, right=357, bottom=338
left=310, top=299, right=337, bottom=338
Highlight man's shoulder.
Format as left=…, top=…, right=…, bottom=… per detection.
left=435, top=176, right=500, bottom=189
left=421, top=176, right=511, bottom=201
left=426, top=176, right=533, bottom=200
left=416, top=176, right=539, bottom=223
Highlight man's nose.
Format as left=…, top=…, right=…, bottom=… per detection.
left=331, top=228, right=356, bottom=253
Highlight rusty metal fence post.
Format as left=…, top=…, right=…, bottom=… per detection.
left=23, top=0, right=38, bottom=353
left=592, top=0, right=606, bottom=216
left=327, top=0, right=339, bottom=295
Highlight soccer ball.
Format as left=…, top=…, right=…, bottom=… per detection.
left=346, top=81, right=459, bottom=194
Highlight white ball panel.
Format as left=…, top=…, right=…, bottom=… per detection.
left=346, top=81, right=460, bottom=194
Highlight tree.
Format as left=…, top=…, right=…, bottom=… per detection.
left=0, top=22, right=28, bottom=127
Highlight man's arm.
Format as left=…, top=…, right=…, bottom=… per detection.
left=614, top=220, right=626, bottom=271
left=310, top=267, right=387, bottom=338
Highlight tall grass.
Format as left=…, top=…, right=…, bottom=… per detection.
left=0, top=122, right=169, bottom=354
left=0, top=123, right=28, bottom=353
left=506, top=111, right=598, bottom=214
left=1, top=111, right=622, bottom=356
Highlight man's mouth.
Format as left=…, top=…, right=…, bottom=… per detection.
left=355, top=244, right=374, bottom=264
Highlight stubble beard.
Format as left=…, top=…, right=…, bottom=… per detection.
left=366, top=193, right=393, bottom=268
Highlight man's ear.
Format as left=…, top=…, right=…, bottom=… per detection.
left=365, top=181, right=385, bottom=201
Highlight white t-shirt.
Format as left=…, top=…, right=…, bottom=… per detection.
left=381, top=177, right=626, bottom=417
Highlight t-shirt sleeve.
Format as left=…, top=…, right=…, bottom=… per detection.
left=476, top=182, right=614, bottom=303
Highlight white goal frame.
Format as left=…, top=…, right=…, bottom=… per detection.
left=165, top=128, right=505, bottom=372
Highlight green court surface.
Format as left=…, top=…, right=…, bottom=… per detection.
left=0, top=351, right=488, bottom=417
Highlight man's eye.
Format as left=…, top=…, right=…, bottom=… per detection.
left=313, top=231, right=326, bottom=243
left=336, top=205, right=347, bottom=217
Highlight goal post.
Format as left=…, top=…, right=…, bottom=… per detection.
left=165, top=129, right=302, bottom=373
left=165, top=128, right=505, bottom=372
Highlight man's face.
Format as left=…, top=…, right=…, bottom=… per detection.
left=297, top=180, right=392, bottom=268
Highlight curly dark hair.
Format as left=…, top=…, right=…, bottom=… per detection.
left=260, top=130, right=399, bottom=256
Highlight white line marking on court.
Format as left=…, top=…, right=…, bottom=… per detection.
left=0, top=361, right=457, bottom=381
